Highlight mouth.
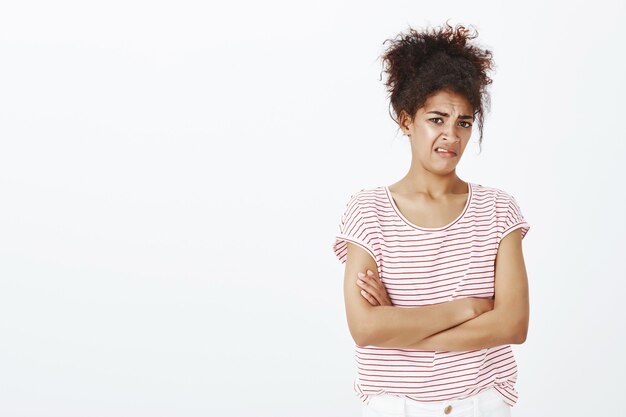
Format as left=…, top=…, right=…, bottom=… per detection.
left=434, top=147, right=457, bottom=157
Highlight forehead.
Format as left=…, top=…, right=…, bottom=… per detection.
left=420, top=90, right=472, bottom=113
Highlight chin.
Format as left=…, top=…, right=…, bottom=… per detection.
left=429, top=167, right=458, bottom=176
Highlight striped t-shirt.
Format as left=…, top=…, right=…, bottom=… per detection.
left=332, top=182, right=530, bottom=407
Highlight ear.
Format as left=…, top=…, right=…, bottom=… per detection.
left=399, top=109, right=413, bottom=134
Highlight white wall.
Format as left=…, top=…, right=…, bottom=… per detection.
left=1, top=1, right=625, bottom=416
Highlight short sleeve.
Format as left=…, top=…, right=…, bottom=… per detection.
left=501, top=194, right=531, bottom=241
left=332, top=192, right=379, bottom=265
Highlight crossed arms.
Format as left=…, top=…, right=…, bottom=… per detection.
left=342, top=228, right=529, bottom=351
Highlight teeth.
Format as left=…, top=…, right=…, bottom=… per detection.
left=436, top=148, right=453, bottom=153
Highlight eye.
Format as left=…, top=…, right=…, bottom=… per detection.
left=429, top=117, right=443, bottom=124
left=459, top=121, right=472, bottom=128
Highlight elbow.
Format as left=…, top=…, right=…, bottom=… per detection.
left=348, top=311, right=377, bottom=347
left=353, top=321, right=377, bottom=347
left=347, top=322, right=366, bottom=346
left=348, top=324, right=367, bottom=347
left=511, top=329, right=527, bottom=344
left=495, top=305, right=528, bottom=344
left=509, top=320, right=528, bottom=344
left=354, top=333, right=370, bottom=347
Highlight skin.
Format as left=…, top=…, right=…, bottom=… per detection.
left=344, top=88, right=530, bottom=351
left=391, top=87, right=473, bottom=208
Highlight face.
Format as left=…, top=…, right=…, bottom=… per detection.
left=400, top=89, right=474, bottom=176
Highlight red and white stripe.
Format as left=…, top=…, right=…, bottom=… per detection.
left=333, top=182, right=530, bottom=407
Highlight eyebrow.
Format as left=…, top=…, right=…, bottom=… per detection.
left=427, top=111, right=474, bottom=120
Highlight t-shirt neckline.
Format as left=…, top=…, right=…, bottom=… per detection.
left=384, top=182, right=473, bottom=231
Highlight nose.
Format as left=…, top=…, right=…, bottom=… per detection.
left=442, top=121, right=460, bottom=143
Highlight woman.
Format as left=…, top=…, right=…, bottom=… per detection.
left=332, top=22, right=531, bottom=417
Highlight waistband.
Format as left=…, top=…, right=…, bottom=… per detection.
left=366, top=386, right=506, bottom=417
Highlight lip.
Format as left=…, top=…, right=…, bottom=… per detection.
left=435, top=151, right=457, bottom=158
left=434, top=146, right=457, bottom=156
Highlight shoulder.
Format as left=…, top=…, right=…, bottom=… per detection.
left=471, top=182, right=518, bottom=206
left=343, top=186, right=384, bottom=212
left=339, top=187, right=385, bottom=233
left=472, top=183, right=529, bottom=235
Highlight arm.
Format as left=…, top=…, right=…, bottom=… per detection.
left=405, top=228, right=530, bottom=351
left=343, top=242, right=489, bottom=348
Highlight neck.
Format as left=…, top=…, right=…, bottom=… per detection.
left=394, top=166, right=465, bottom=198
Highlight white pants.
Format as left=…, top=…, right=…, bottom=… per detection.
left=362, top=387, right=511, bottom=417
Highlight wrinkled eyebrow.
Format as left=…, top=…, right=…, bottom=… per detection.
left=427, top=111, right=474, bottom=120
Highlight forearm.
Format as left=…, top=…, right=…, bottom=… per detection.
left=361, top=300, right=477, bottom=348
left=405, top=307, right=524, bottom=351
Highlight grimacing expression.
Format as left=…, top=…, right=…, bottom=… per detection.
left=401, top=89, right=474, bottom=175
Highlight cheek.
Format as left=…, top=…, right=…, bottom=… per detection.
left=413, top=125, right=439, bottom=144
left=419, top=123, right=438, bottom=136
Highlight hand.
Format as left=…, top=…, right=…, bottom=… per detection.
left=458, top=297, right=495, bottom=317
left=356, top=269, right=392, bottom=306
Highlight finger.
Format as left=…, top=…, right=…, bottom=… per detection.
left=361, top=274, right=381, bottom=290
left=366, top=269, right=379, bottom=282
left=361, top=277, right=387, bottom=294
left=364, top=270, right=384, bottom=286
left=364, top=279, right=391, bottom=306
left=360, top=289, right=380, bottom=306
left=357, top=278, right=379, bottom=294
left=358, top=279, right=385, bottom=306
left=357, top=278, right=380, bottom=303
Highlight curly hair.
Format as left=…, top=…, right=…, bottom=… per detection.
left=379, top=21, right=495, bottom=149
